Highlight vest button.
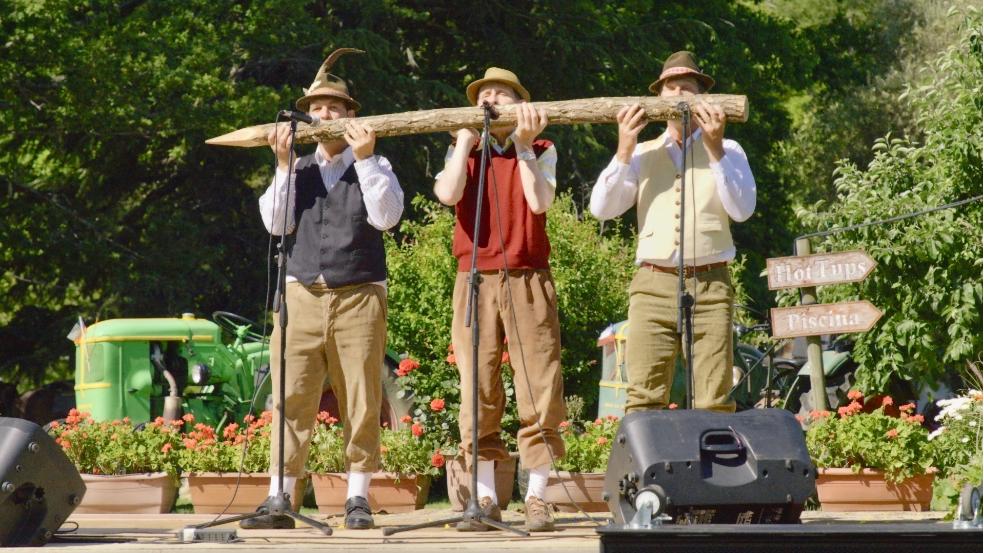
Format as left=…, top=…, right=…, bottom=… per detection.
left=675, top=200, right=680, bottom=205
left=675, top=187, right=681, bottom=193
left=674, top=227, right=680, bottom=232
left=675, top=174, right=681, bottom=179
left=674, top=213, right=680, bottom=219
left=674, top=240, right=680, bottom=246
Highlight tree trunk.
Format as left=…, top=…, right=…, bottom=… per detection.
left=205, top=94, right=748, bottom=148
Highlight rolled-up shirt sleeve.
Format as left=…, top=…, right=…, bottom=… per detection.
left=710, top=140, right=756, bottom=222
left=590, top=151, right=640, bottom=221
left=355, top=155, right=404, bottom=231
left=259, top=167, right=295, bottom=236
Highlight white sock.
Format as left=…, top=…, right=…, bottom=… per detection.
left=525, top=464, right=550, bottom=501
left=347, top=471, right=371, bottom=499
left=268, top=474, right=297, bottom=497
left=476, top=460, right=498, bottom=503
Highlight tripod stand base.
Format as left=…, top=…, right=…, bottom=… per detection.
left=193, top=492, right=333, bottom=536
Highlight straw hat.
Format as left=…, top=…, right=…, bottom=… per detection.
left=296, top=48, right=363, bottom=112
left=465, top=67, right=531, bottom=106
left=648, top=51, right=715, bottom=95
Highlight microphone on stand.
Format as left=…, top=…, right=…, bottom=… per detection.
left=278, top=110, right=320, bottom=125
left=480, top=101, right=500, bottom=120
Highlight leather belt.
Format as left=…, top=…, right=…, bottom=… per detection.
left=640, top=261, right=728, bottom=277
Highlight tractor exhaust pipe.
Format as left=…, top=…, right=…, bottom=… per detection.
left=162, top=370, right=182, bottom=422
left=151, top=344, right=183, bottom=422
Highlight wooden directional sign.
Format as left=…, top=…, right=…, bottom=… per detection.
left=767, top=251, right=876, bottom=290
left=770, top=301, right=883, bottom=339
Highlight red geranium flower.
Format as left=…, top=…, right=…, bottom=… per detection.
left=400, top=415, right=413, bottom=424
left=446, top=353, right=456, bottom=365
left=430, top=398, right=445, bottom=412
left=881, top=396, right=894, bottom=407
left=668, top=403, right=678, bottom=410
left=411, top=423, right=424, bottom=438
left=431, top=452, right=446, bottom=468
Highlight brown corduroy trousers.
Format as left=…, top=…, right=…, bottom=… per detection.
left=270, top=281, right=386, bottom=476
left=451, top=269, right=566, bottom=469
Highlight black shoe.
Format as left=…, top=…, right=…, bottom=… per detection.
left=239, top=495, right=295, bottom=530
left=344, top=496, right=375, bottom=529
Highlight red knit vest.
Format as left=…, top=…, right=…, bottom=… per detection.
left=452, top=138, right=553, bottom=271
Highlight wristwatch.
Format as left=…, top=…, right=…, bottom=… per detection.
left=516, top=148, right=536, bottom=161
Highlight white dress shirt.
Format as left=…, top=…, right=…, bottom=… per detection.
left=590, top=129, right=756, bottom=266
left=258, top=145, right=404, bottom=284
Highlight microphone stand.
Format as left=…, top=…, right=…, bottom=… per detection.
left=384, top=102, right=528, bottom=537
left=676, top=102, right=696, bottom=410
left=191, top=117, right=332, bottom=536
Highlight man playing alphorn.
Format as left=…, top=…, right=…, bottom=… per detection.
left=249, top=48, right=404, bottom=530
left=434, top=67, right=565, bottom=532
left=590, top=51, right=757, bottom=414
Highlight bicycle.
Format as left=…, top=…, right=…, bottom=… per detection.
left=730, top=304, right=803, bottom=410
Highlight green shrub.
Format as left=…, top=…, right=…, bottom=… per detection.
left=385, top=192, right=635, bottom=444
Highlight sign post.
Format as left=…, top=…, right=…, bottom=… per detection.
left=794, top=239, right=828, bottom=411
left=768, top=243, right=883, bottom=412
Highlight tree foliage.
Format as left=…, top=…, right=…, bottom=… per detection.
left=790, top=12, right=982, bottom=392
left=1, top=0, right=820, bottom=390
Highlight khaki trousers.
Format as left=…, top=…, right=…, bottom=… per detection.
left=270, top=281, right=386, bottom=475
left=452, top=270, right=566, bottom=468
left=625, top=266, right=736, bottom=413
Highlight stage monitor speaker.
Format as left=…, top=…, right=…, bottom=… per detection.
left=0, top=417, right=86, bottom=546
left=604, top=408, right=815, bottom=525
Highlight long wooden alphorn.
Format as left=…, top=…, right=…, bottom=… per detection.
left=205, top=94, right=747, bottom=148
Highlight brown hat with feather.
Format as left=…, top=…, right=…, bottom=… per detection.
left=296, top=48, right=363, bottom=112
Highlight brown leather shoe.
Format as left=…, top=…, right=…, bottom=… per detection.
left=455, top=496, right=502, bottom=531
left=525, top=496, right=555, bottom=532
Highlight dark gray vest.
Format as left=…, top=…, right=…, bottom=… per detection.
left=285, top=159, right=387, bottom=286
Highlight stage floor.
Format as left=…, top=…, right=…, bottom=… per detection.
left=45, top=509, right=953, bottom=552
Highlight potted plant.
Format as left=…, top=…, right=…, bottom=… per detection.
left=308, top=410, right=445, bottom=514
left=804, top=390, right=939, bottom=511
left=48, top=409, right=182, bottom=513
left=177, top=411, right=304, bottom=514
left=537, top=416, right=619, bottom=513
left=928, top=389, right=983, bottom=515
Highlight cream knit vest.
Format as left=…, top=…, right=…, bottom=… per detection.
left=635, top=134, right=734, bottom=261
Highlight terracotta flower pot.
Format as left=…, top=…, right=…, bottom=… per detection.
left=542, top=471, right=608, bottom=513
left=816, top=467, right=936, bottom=511
left=446, top=455, right=517, bottom=511
left=76, top=472, right=178, bottom=514
left=185, top=472, right=305, bottom=514
left=310, top=472, right=431, bottom=514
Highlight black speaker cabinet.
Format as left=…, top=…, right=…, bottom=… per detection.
left=0, top=417, right=86, bottom=546
left=604, top=408, right=815, bottom=525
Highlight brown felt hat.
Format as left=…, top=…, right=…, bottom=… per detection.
left=648, top=51, right=715, bottom=94
left=465, top=67, right=531, bottom=106
left=296, top=48, right=363, bottom=113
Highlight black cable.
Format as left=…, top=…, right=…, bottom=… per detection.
left=485, top=130, right=605, bottom=526
left=792, top=194, right=983, bottom=304
left=204, top=113, right=287, bottom=525
left=794, top=194, right=983, bottom=245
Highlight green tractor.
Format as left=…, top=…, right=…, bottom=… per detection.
left=71, top=312, right=411, bottom=429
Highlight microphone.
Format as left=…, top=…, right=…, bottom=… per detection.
left=480, top=101, right=500, bottom=120
left=676, top=101, right=690, bottom=114
left=278, top=110, right=320, bottom=125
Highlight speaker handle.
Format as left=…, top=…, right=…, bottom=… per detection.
left=700, top=429, right=744, bottom=454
